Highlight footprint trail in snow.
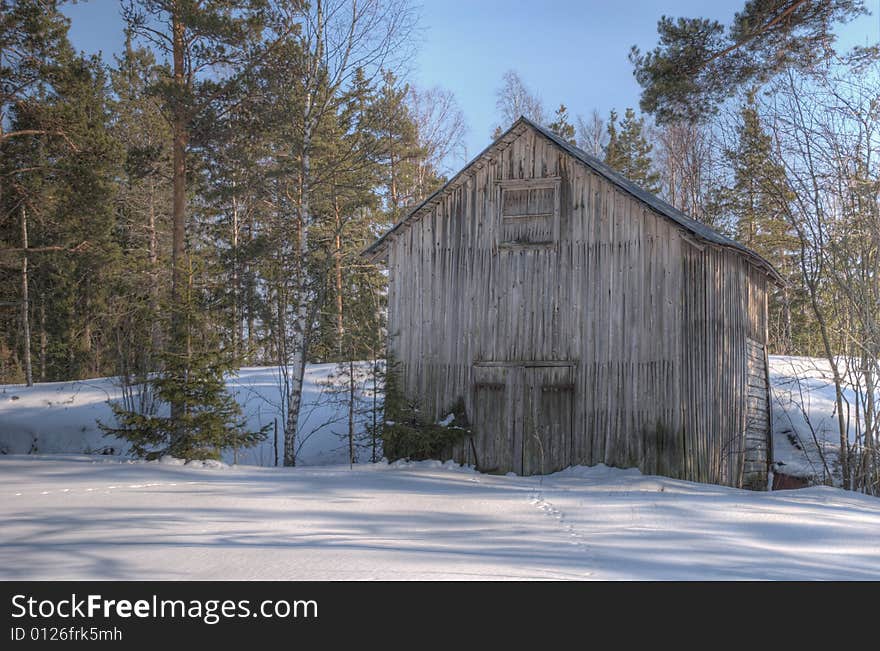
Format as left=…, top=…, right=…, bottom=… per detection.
left=529, top=485, right=595, bottom=577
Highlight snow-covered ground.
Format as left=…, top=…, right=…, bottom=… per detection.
left=0, top=363, right=379, bottom=467
left=770, top=355, right=873, bottom=481
left=1, top=455, right=878, bottom=580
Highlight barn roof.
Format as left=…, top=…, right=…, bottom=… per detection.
left=364, top=116, right=783, bottom=284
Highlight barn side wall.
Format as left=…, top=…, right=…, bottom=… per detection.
left=385, top=126, right=770, bottom=488
left=680, top=245, right=769, bottom=488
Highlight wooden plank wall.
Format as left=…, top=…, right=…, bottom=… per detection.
left=743, top=337, right=771, bottom=489
left=385, top=124, right=770, bottom=488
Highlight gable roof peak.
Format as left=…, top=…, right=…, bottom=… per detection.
left=364, top=117, right=783, bottom=285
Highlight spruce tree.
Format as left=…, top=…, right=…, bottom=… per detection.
left=604, top=107, right=661, bottom=194
left=548, top=104, right=576, bottom=145
left=100, top=283, right=268, bottom=460
left=101, top=345, right=269, bottom=461
left=724, top=91, right=801, bottom=352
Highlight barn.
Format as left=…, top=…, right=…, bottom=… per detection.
left=365, top=116, right=782, bottom=490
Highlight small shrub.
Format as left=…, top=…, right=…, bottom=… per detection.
left=381, top=359, right=470, bottom=460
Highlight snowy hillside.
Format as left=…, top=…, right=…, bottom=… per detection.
left=1, top=455, right=878, bottom=580
left=0, top=363, right=380, bottom=467
left=0, top=356, right=869, bottom=481
left=769, top=356, right=871, bottom=482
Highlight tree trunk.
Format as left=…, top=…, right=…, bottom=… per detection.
left=83, top=276, right=92, bottom=374
left=389, top=131, right=399, bottom=212
left=348, top=359, right=356, bottom=466
left=334, top=194, right=344, bottom=358
left=231, top=180, right=240, bottom=361
left=170, top=7, right=188, bottom=421
left=863, top=367, right=876, bottom=491
left=39, top=299, right=46, bottom=381
left=371, top=363, right=378, bottom=463
left=246, top=208, right=255, bottom=353
left=21, top=206, right=32, bottom=387
left=170, top=9, right=187, bottom=310
left=808, top=280, right=850, bottom=489
left=283, top=125, right=312, bottom=467
left=148, top=179, right=161, bottom=359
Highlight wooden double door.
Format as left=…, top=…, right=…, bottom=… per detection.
left=471, top=362, right=575, bottom=475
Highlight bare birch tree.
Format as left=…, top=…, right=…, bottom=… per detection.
left=764, top=63, right=880, bottom=492
left=273, top=0, right=415, bottom=466
left=493, top=70, right=544, bottom=136
left=407, top=84, right=467, bottom=186
left=575, top=109, right=607, bottom=157
left=655, top=120, right=722, bottom=227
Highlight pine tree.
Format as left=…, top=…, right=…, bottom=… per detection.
left=604, top=107, right=661, bottom=194
left=108, top=35, right=173, bottom=381
left=727, top=93, right=790, bottom=252
left=1, top=1, right=91, bottom=382
left=371, top=71, right=424, bottom=221
left=309, top=71, right=385, bottom=363
left=548, top=104, right=576, bottom=145
left=1, top=7, right=121, bottom=381
left=630, top=1, right=869, bottom=124
left=199, top=52, right=275, bottom=367
left=121, top=0, right=265, bottom=412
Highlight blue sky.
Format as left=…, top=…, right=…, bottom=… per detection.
left=63, top=0, right=880, bottom=164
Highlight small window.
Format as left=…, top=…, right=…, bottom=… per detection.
left=498, top=178, right=560, bottom=246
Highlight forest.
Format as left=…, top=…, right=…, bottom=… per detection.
left=1, top=0, right=878, bottom=493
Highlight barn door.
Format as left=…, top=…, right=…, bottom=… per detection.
left=471, top=365, right=512, bottom=473
left=743, top=338, right=771, bottom=488
left=472, top=363, right=575, bottom=475
left=520, top=366, right=575, bottom=475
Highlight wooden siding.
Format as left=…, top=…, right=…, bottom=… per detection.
left=744, top=338, right=771, bottom=489
left=384, top=124, right=771, bottom=488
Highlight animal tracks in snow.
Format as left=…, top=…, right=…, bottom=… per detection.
left=528, top=487, right=595, bottom=575
left=7, top=480, right=200, bottom=499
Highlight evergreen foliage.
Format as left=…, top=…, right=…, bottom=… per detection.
left=603, top=108, right=661, bottom=194
left=548, top=104, right=576, bottom=145
left=380, top=359, right=471, bottom=462
left=1, top=2, right=121, bottom=381
left=630, top=0, right=871, bottom=124
left=100, top=345, right=268, bottom=460
left=722, top=91, right=804, bottom=353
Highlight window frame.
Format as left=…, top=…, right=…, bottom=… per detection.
left=496, top=177, right=562, bottom=249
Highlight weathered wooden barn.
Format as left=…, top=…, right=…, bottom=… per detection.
left=365, top=117, right=781, bottom=490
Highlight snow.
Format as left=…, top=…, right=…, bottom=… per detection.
left=769, top=355, right=871, bottom=481
left=0, top=455, right=878, bottom=580
left=437, top=413, right=455, bottom=427
left=0, top=363, right=379, bottom=467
